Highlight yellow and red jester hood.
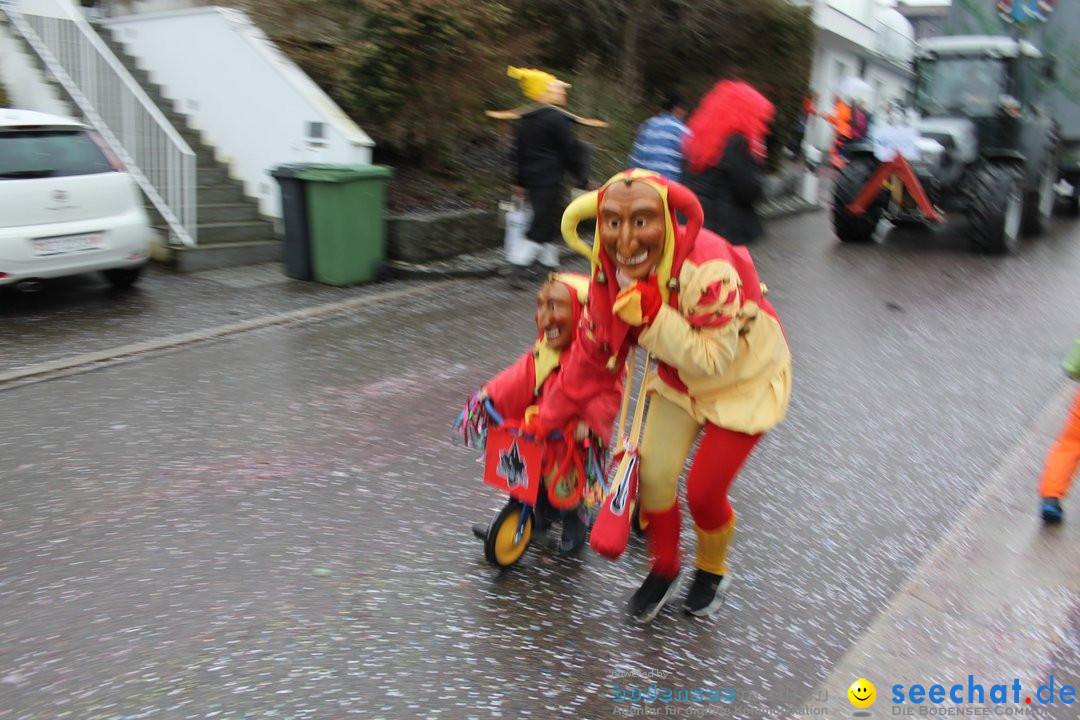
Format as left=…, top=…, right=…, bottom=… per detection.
left=561, top=170, right=704, bottom=368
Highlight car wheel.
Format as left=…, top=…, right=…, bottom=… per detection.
left=103, top=266, right=143, bottom=289
left=968, top=163, right=1023, bottom=254
left=832, top=158, right=885, bottom=243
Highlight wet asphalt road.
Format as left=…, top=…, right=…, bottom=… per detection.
left=0, top=264, right=407, bottom=376
left=2, top=208, right=1080, bottom=719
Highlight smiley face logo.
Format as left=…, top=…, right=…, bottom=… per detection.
left=848, top=678, right=876, bottom=708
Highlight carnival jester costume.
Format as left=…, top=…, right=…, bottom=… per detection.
left=479, top=272, right=621, bottom=553
left=541, top=169, right=791, bottom=621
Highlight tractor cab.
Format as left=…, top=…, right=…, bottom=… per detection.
left=913, top=36, right=1048, bottom=168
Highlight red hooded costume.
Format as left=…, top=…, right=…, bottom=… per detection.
left=544, top=169, right=791, bottom=621
left=484, top=272, right=620, bottom=442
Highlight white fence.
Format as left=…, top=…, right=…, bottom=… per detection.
left=2, top=0, right=197, bottom=246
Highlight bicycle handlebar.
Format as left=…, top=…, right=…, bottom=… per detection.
left=483, top=397, right=564, bottom=442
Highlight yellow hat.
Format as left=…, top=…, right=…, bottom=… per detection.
left=508, top=65, right=569, bottom=102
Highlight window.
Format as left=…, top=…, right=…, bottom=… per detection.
left=0, top=130, right=113, bottom=179
left=1012, top=57, right=1038, bottom=109
left=915, top=57, right=1006, bottom=118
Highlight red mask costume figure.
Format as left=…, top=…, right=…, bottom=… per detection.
left=547, top=169, right=792, bottom=622
left=478, top=273, right=622, bottom=555
left=682, top=79, right=775, bottom=245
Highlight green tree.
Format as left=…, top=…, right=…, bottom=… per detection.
left=348, top=0, right=514, bottom=165
left=235, top=0, right=813, bottom=205
left=521, top=0, right=813, bottom=169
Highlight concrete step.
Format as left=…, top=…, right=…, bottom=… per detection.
left=142, top=86, right=172, bottom=109
left=144, top=190, right=250, bottom=220
left=197, top=203, right=265, bottom=224
left=160, top=109, right=193, bottom=128
left=177, top=127, right=206, bottom=147
left=195, top=164, right=232, bottom=185
left=195, top=183, right=248, bottom=204
left=161, top=239, right=284, bottom=273
left=146, top=205, right=264, bottom=226
left=196, top=153, right=227, bottom=169
left=156, top=219, right=276, bottom=246
left=187, top=139, right=215, bottom=157
left=127, top=63, right=148, bottom=81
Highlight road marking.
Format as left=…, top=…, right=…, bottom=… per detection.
left=0, top=281, right=462, bottom=390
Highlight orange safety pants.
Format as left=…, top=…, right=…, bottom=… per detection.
left=1039, top=387, right=1080, bottom=499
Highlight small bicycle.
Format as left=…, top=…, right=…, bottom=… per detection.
left=454, top=396, right=608, bottom=568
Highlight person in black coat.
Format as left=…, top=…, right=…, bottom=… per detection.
left=506, top=66, right=588, bottom=285
left=681, top=80, right=775, bottom=245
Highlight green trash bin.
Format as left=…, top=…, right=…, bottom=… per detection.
left=297, top=164, right=393, bottom=286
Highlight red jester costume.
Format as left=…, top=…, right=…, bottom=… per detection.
left=483, top=273, right=616, bottom=440
left=543, top=169, right=792, bottom=622
left=482, top=273, right=621, bottom=554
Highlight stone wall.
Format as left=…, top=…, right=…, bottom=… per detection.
left=386, top=162, right=806, bottom=264
left=387, top=209, right=501, bottom=264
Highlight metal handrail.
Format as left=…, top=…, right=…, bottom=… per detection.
left=2, top=0, right=197, bottom=246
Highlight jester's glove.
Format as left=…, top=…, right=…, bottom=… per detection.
left=612, top=276, right=662, bottom=327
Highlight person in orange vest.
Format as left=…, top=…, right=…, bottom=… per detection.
left=824, top=97, right=852, bottom=169
left=1039, top=338, right=1080, bottom=523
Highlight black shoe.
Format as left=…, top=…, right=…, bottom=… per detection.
left=1041, top=497, right=1064, bottom=524
left=472, top=523, right=488, bottom=540
left=682, top=569, right=731, bottom=617
left=558, top=510, right=586, bottom=557
left=629, top=570, right=680, bottom=624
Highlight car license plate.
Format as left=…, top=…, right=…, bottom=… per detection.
left=31, top=233, right=105, bottom=256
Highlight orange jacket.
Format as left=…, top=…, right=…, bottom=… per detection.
left=825, top=100, right=852, bottom=139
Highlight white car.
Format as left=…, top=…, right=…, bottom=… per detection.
left=0, top=108, right=152, bottom=289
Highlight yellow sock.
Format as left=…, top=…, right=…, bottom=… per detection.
left=694, top=515, right=736, bottom=576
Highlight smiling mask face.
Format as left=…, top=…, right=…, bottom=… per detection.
left=598, top=181, right=666, bottom=283
left=535, top=280, right=574, bottom=352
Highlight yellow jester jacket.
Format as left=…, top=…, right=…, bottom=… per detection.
left=637, top=228, right=790, bottom=434
left=541, top=227, right=790, bottom=436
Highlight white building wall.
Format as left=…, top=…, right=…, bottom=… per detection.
left=105, top=6, right=374, bottom=218
left=797, top=0, right=916, bottom=153
left=824, top=0, right=874, bottom=25
left=0, top=18, right=74, bottom=116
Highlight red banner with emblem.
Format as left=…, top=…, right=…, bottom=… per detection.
left=483, top=425, right=543, bottom=505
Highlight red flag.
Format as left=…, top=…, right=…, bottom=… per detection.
left=588, top=448, right=639, bottom=559
left=483, top=426, right=543, bottom=505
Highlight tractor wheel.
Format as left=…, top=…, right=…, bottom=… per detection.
left=832, top=158, right=886, bottom=243
left=1066, top=178, right=1080, bottom=218
left=968, top=163, right=1024, bottom=254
